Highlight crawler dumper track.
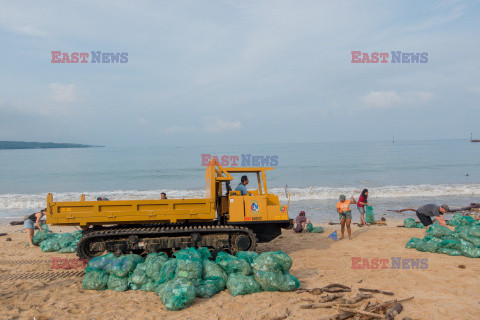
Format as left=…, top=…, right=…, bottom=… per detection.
left=77, top=224, right=257, bottom=259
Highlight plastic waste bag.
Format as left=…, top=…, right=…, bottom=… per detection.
left=404, top=218, right=416, bottom=228
left=107, top=254, right=143, bottom=278
left=107, top=274, right=129, bottom=292
left=195, top=277, right=225, bottom=298
left=427, top=224, right=453, bottom=238
left=175, top=258, right=203, bottom=283
left=253, top=270, right=300, bottom=292
left=203, top=260, right=228, bottom=284
left=405, top=237, right=423, bottom=249
left=365, top=205, right=375, bottom=224
left=128, top=263, right=148, bottom=290
left=40, top=237, right=61, bottom=252
left=235, top=251, right=259, bottom=265
left=436, top=248, right=462, bottom=256
left=156, top=278, right=196, bottom=311
left=32, top=224, right=49, bottom=246
left=215, top=252, right=252, bottom=275
left=174, top=247, right=203, bottom=261
left=82, top=269, right=109, bottom=290
left=145, top=252, right=169, bottom=282
left=461, top=245, right=480, bottom=258
left=87, top=253, right=117, bottom=271
left=226, top=273, right=263, bottom=297
left=252, top=251, right=292, bottom=273
left=305, top=223, right=324, bottom=233
left=158, top=259, right=177, bottom=284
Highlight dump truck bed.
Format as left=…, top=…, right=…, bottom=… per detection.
left=47, top=194, right=216, bottom=226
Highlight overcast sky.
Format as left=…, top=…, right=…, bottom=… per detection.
left=0, top=0, right=479, bottom=146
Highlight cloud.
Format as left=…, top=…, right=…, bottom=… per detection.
left=359, top=91, right=402, bottom=109
left=49, top=83, right=81, bottom=104
left=204, top=117, right=242, bottom=133
left=467, top=86, right=480, bottom=94
left=359, top=91, right=435, bottom=109
left=137, top=117, right=150, bottom=125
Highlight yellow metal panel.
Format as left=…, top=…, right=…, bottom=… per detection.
left=267, top=204, right=289, bottom=221
left=244, top=196, right=267, bottom=222
left=228, top=196, right=245, bottom=222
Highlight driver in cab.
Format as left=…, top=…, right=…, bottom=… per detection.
left=235, top=175, right=249, bottom=195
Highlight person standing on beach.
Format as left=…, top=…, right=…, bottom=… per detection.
left=293, top=211, right=311, bottom=233
left=24, top=208, right=45, bottom=247
left=357, top=189, right=370, bottom=226
left=416, top=204, right=450, bottom=231
left=337, top=195, right=356, bottom=240
left=235, top=175, right=249, bottom=195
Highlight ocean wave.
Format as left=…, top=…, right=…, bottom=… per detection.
left=0, top=184, right=479, bottom=210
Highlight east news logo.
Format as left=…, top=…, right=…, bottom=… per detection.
left=351, top=51, right=428, bottom=63
left=51, top=51, right=128, bottom=63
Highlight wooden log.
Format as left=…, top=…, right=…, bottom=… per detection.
left=337, top=307, right=383, bottom=319
left=359, top=288, right=395, bottom=296
left=340, top=293, right=373, bottom=305
left=366, top=297, right=413, bottom=313
left=318, top=312, right=354, bottom=320
left=384, top=303, right=403, bottom=320
left=323, top=283, right=351, bottom=293
left=300, top=301, right=337, bottom=309
left=9, top=220, right=24, bottom=225
left=0, top=233, right=7, bottom=237
left=319, top=293, right=345, bottom=303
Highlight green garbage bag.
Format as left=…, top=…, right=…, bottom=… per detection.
left=414, top=222, right=425, bottom=228
left=156, top=278, right=196, bottom=311
left=226, top=273, right=263, bottom=297
left=438, top=239, right=462, bottom=250
left=196, top=247, right=212, bottom=261
left=174, top=248, right=203, bottom=261
left=128, top=263, right=148, bottom=290
left=252, top=251, right=292, bottom=273
left=145, top=252, right=169, bottom=282
left=56, top=233, right=76, bottom=249
left=203, top=260, right=228, bottom=284
left=195, top=277, right=225, bottom=298
left=82, top=269, right=109, bottom=290
left=140, top=281, right=158, bottom=292
left=436, top=248, right=462, bottom=256
left=468, top=226, right=480, bottom=238
left=415, top=239, right=441, bottom=252
left=107, top=254, right=143, bottom=277
left=32, top=224, right=49, bottom=246
left=107, top=274, right=129, bottom=292
left=427, top=224, right=453, bottom=238
left=461, top=245, right=480, bottom=258
left=88, top=253, right=117, bottom=271
left=158, top=259, right=177, bottom=284
left=175, top=259, right=203, bottom=283
left=57, top=244, right=77, bottom=253
left=365, top=205, right=375, bottom=224
left=215, top=252, right=252, bottom=275
left=305, top=223, right=324, bottom=233
left=253, top=270, right=300, bottom=292
left=404, top=218, right=416, bottom=228
left=405, top=237, right=423, bottom=249
left=40, top=237, right=61, bottom=252
left=235, top=251, right=259, bottom=265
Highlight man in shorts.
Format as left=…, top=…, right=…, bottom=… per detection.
left=24, top=208, right=46, bottom=247
left=416, top=204, right=449, bottom=231
left=337, top=195, right=356, bottom=240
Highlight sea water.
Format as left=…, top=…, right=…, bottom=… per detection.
left=1, top=140, right=479, bottom=223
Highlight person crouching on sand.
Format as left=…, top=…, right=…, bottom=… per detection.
left=24, top=208, right=46, bottom=247
left=293, top=211, right=311, bottom=233
left=416, top=204, right=450, bottom=231
left=337, top=195, right=356, bottom=240
left=357, top=189, right=370, bottom=226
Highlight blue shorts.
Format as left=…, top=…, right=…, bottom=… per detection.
left=24, top=219, right=35, bottom=229
left=357, top=207, right=366, bottom=214
left=339, top=211, right=352, bottom=220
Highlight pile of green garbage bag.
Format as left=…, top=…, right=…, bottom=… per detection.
left=32, top=224, right=83, bottom=253
left=405, top=220, right=480, bottom=258
left=82, top=248, right=300, bottom=311
left=305, top=223, right=324, bottom=233
left=447, top=213, right=480, bottom=227
left=403, top=218, right=425, bottom=229
left=365, top=205, right=375, bottom=224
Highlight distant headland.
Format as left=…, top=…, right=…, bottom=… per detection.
left=0, top=141, right=105, bottom=150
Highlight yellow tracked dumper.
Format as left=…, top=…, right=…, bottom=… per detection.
left=46, top=159, right=292, bottom=259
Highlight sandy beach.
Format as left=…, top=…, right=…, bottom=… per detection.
left=1, top=221, right=479, bottom=320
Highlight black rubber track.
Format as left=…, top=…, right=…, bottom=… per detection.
left=77, top=225, right=257, bottom=259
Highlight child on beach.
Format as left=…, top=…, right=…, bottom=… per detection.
left=337, top=195, right=356, bottom=240
left=24, top=208, right=45, bottom=247
left=357, top=189, right=370, bottom=226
